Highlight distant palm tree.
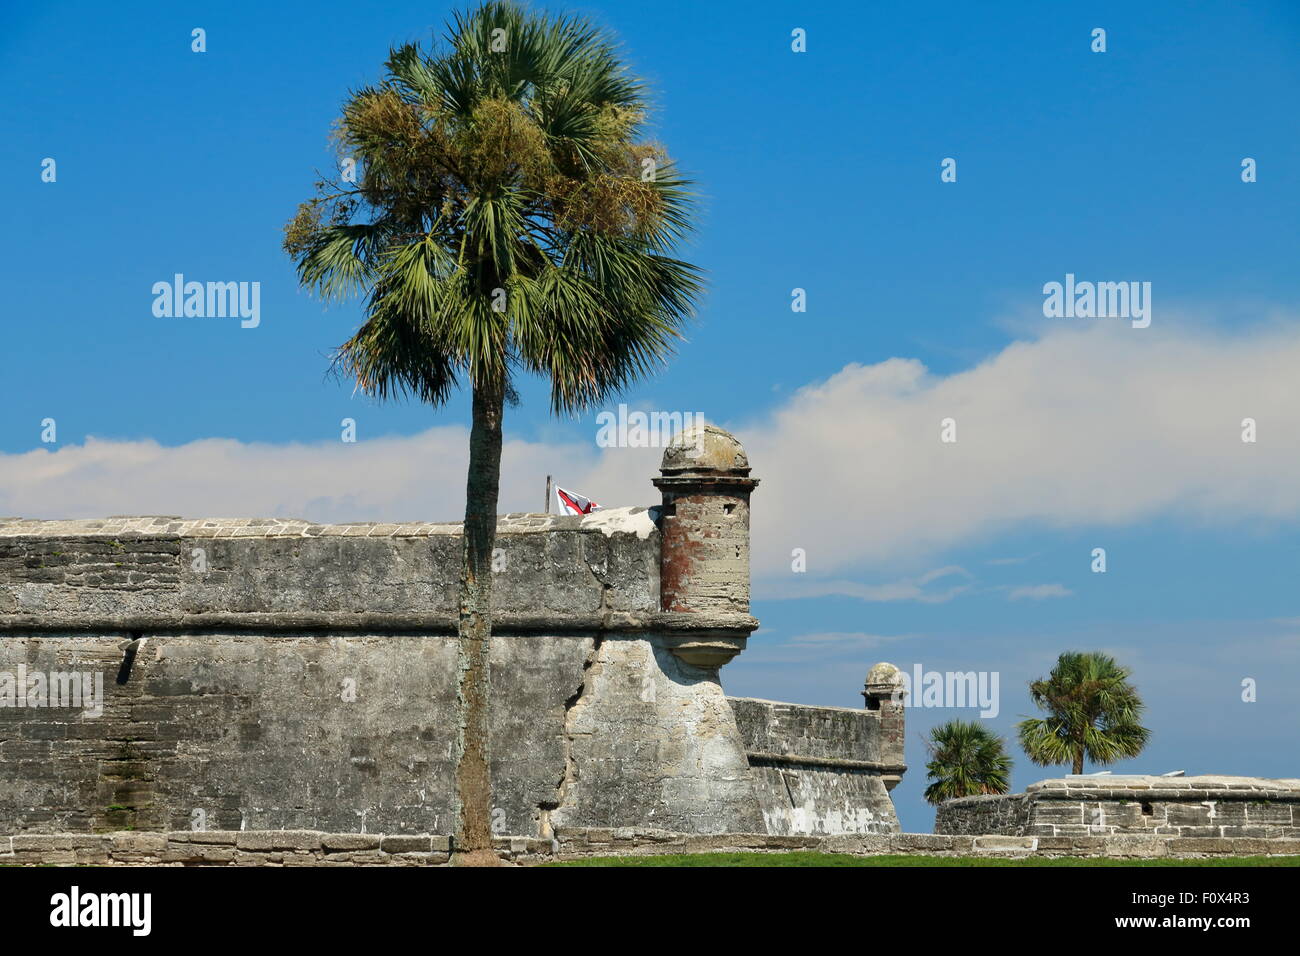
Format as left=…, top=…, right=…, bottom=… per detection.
left=1017, top=651, right=1150, bottom=775
left=923, top=719, right=1013, bottom=805
left=283, top=1, right=701, bottom=864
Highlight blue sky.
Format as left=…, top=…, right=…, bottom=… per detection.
left=6, top=0, right=1300, bottom=832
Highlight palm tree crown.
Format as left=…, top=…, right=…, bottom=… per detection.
left=1017, top=651, right=1150, bottom=775
left=923, top=719, right=1013, bottom=805
left=283, top=0, right=701, bottom=410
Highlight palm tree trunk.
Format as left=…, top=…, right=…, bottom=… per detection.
left=1072, top=745, right=1084, bottom=775
left=451, top=379, right=505, bottom=866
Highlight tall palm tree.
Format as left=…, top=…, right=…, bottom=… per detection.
left=283, top=1, right=701, bottom=864
left=923, top=719, right=1013, bottom=805
left=1017, top=651, right=1150, bottom=776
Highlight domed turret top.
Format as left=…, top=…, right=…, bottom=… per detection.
left=659, top=424, right=750, bottom=476
left=866, top=662, right=903, bottom=687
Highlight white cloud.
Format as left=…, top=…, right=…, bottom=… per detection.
left=4, top=317, right=1300, bottom=589
left=0, top=429, right=606, bottom=524
left=1006, top=583, right=1073, bottom=601
left=741, top=317, right=1300, bottom=575
left=741, top=631, right=916, bottom=666
left=760, top=566, right=972, bottom=603
left=786, top=632, right=911, bottom=650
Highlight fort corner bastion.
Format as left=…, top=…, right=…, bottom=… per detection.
left=0, top=426, right=906, bottom=839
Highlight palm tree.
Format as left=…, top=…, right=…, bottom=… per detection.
left=283, top=2, right=701, bottom=864
left=1017, top=651, right=1150, bottom=775
left=923, top=719, right=1013, bottom=805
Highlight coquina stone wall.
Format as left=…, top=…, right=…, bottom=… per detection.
left=730, top=673, right=905, bottom=835
left=937, top=775, right=1300, bottom=839
left=0, top=427, right=907, bottom=839
left=0, top=511, right=764, bottom=835
left=6, top=828, right=1297, bottom=866
left=934, top=792, right=1031, bottom=836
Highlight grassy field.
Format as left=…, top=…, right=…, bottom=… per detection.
left=548, top=851, right=1300, bottom=867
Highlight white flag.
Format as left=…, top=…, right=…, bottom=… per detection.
left=555, top=486, right=601, bottom=516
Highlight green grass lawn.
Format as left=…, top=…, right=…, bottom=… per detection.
left=547, top=851, right=1300, bottom=867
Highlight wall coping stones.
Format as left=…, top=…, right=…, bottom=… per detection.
left=0, top=508, right=657, bottom=540
left=3, top=829, right=1294, bottom=865
left=321, top=834, right=381, bottom=851
left=940, top=793, right=1025, bottom=807
left=1026, top=775, right=1300, bottom=801
left=943, top=776, right=1300, bottom=809
left=0, top=608, right=759, bottom=635
left=728, top=694, right=874, bottom=717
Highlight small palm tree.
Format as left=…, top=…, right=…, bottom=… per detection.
left=1017, top=651, right=1150, bottom=775
left=283, top=1, right=701, bottom=863
left=923, top=719, right=1013, bottom=805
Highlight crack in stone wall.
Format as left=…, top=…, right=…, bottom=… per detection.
left=544, top=635, right=604, bottom=838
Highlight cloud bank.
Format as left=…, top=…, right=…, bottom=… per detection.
left=4, top=317, right=1299, bottom=584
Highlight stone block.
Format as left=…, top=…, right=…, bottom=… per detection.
left=1244, top=803, right=1293, bottom=825
left=1173, top=826, right=1222, bottom=838
left=322, top=834, right=380, bottom=851
left=236, top=830, right=323, bottom=851
left=380, top=835, right=432, bottom=854
left=1100, top=836, right=1167, bottom=858
left=1168, top=838, right=1234, bottom=855
left=892, top=834, right=954, bottom=851
left=1164, top=804, right=1213, bottom=826
left=111, top=832, right=167, bottom=853
left=1031, top=801, right=1084, bottom=825
left=1031, top=837, right=1074, bottom=852
left=973, top=835, right=1037, bottom=851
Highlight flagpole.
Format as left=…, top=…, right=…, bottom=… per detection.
left=544, top=475, right=552, bottom=515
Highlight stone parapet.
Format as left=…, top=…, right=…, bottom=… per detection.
left=0, top=509, right=660, bottom=627
left=729, top=694, right=905, bottom=836
left=937, top=776, right=1300, bottom=838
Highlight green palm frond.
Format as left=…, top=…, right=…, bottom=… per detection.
left=923, top=719, right=1013, bottom=805
left=1017, top=651, right=1151, bottom=773
left=284, top=0, right=700, bottom=409
left=1016, top=717, right=1076, bottom=768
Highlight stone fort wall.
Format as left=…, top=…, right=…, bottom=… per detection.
left=0, top=427, right=906, bottom=839
left=937, top=776, right=1300, bottom=839
left=732, top=691, right=904, bottom=835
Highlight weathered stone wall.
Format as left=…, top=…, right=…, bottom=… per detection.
left=554, top=637, right=763, bottom=834
left=0, top=511, right=766, bottom=836
left=937, top=776, right=1300, bottom=839
left=0, top=632, right=578, bottom=834
left=0, top=428, right=910, bottom=841
left=934, top=792, right=1032, bottom=836
left=0, top=512, right=659, bottom=626
left=5, top=828, right=1297, bottom=866
left=730, top=697, right=902, bottom=834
